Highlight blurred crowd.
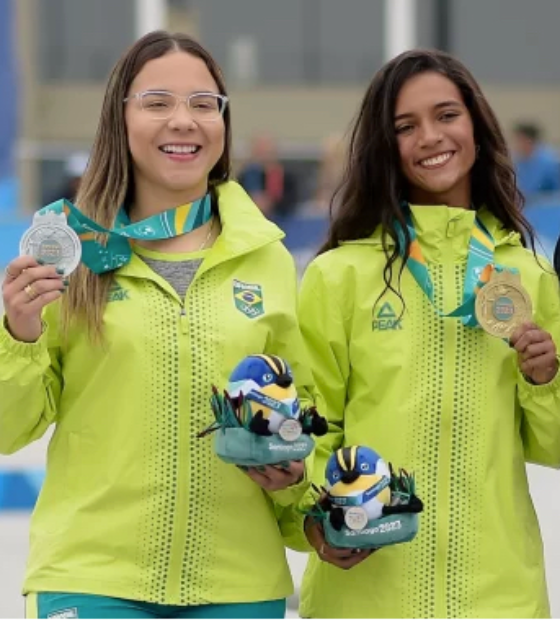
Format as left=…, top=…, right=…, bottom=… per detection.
left=54, top=120, right=560, bottom=222
left=512, top=122, right=560, bottom=199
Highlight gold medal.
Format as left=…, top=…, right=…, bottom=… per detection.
left=475, top=270, right=532, bottom=338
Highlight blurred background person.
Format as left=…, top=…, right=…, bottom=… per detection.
left=237, top=132, right=297, bottom=217
left=46, top=151, right=89, bottom=204
left=299, top=132, right=347, bottom=217
left=512, top=122, right=560, bottom=199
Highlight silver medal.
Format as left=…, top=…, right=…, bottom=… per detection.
left=278, top=419, right=302, bottom=442
left=20, top=211, right=82, bottom=276
left=344, top=506, right=369, bottom=531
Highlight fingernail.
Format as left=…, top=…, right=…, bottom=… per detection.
left=56, top=268, right=65, bottom=275
left=237, top=465, right=248, bottom=472
left=37, top=259, right=45, bottom=265
left=257, top=466, right=266, bottom=472
left=63, top=279, right=69, bottom=287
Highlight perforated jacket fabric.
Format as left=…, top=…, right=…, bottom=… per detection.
left=0, top=182, right=314, bottom=605
left=285, top=205, right=560, bottom=619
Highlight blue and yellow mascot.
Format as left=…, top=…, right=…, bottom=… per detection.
left=309, top=445, right=423, bottom=549
left=199, top=354, right=327, bottom=466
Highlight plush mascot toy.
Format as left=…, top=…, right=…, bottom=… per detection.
left=309, top=445, right=423, bottom=550
left=326, top=446, right=392, bottom=529
left=198, top=354, right=327, bottom=467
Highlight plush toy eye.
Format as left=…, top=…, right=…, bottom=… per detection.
left=263, top=373, right=274, bottom=383
left=332, top=471, right=340, bottom=480
left=360, top=463, right=370, bottom=471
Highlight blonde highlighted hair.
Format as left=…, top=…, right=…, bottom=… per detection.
left=61, top=31, right=231, bottom=341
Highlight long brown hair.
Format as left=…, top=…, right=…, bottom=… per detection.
left=321, top=49, right=535, bottom=298
left=62, top=31, right=232, bottom=341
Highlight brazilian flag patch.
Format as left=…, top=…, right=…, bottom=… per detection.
left=233, top=279, right=264, bottom=319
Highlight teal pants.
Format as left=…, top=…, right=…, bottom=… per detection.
left=27, top=592, right=286, bottom=619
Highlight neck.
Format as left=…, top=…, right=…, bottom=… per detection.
left=128, top=180, right=217, bottom=254
left=408, top=185, right=471, bottom=210
left=134, top=215, right=218, bottom=254
left=129, top=182, right=210, bottom=222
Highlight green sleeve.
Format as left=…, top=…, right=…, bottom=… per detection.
left=278, top=259, right=348, bottom=550
left=519, top=269, right=560, bottom=467
left=0, top=310, right=62, bottom=455
left=264, top=257, right=318, bottom=507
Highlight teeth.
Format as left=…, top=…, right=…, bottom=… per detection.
left=161, top=145, right=198, bottom=154
left=420, top=152, right=452, bottom=167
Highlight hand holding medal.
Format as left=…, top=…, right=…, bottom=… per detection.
left=397, top=207, right=558, bottom=385
left=474, top=268, right=558, bottom=384
left=510, top=322, right=558, bottom=385
left=2, top=211, right=81, bottom=343
left=2, top=256, right=67, bottom=343
left=3, top=192, right=217, bottom=343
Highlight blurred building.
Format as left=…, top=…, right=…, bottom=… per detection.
left=13, top=0, right=560, bottom=210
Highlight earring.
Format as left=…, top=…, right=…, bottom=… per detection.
left=475, top=144, right=481, bottom=158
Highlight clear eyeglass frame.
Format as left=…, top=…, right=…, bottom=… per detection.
left=123, top=90, right=229, bottom=122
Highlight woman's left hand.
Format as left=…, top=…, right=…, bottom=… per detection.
left=242, top=460, right=305, bottom=491
left=510, top=322, right=558, bottom=385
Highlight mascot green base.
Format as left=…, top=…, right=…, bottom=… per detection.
left=214, top=427, right=316, bottom=467
left=323, top=512, right=420, bottom=549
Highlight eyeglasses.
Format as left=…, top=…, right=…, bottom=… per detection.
left=124, top=90, right=228, bottom=122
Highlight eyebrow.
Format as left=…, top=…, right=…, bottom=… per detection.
left=394, top=100, right=463, bottom=122
left=137, top=88, right=221, bottom=97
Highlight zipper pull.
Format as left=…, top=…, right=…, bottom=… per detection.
left=179, top=307, right=188, bottom=335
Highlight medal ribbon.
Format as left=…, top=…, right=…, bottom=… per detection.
left=396, top=205, right=499, bottom=328
left=38, top=193, right=212, bottom=274
left=330, top=477, right=391, bottom=507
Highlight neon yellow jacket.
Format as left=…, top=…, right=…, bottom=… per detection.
left=0, top=182, right=314, bottom=606
left=283, top=205, right=560, bottom=619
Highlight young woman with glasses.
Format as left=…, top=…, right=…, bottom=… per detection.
left=0, top=31, right=313, bottom=619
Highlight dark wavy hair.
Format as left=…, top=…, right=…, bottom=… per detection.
left=320, top=48, right=536, bottom=296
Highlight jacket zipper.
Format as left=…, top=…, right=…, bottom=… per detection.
left=180, top=306, right=188, bottom=335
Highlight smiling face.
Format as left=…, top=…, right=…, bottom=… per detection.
left=125, top=50, right=226, bottom=205
left=394, top=71, right=476, bottom=208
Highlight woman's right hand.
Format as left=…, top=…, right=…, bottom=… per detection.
left=304, top=516, right=374, bottom=570
left=2, top=257, right=66, bottom=343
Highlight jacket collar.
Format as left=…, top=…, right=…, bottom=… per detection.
left=119, top=181, right=284, bottom=278
left=341, top=205, right=521, bottom=262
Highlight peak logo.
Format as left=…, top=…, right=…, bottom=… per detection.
left=372, top=302, right=403, bottom=331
